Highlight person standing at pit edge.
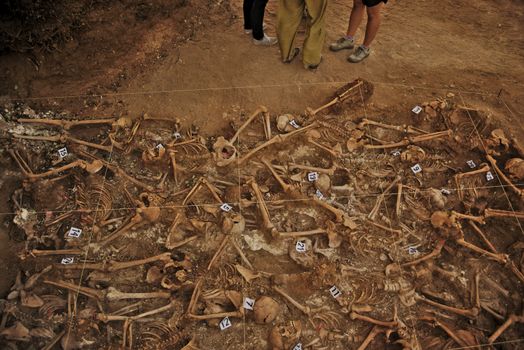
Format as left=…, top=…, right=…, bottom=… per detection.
left=243, top=0, right=278, bottom=46
left=330, top=0, right=387, bottom=63
left=277, top=0, right=328, bottom=70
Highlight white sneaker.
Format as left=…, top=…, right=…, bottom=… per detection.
left=253, top=34, right=278, bottom=46
left=244, top=23, right=268, bottom=35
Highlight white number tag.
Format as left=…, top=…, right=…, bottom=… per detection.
left=58, top=147, right=68, bottom=158
left=67, top=227, right=82, bottom=238
left=289, top=120, right=300, bottom=129
left=441, top=188, right=451, bottom=195
left=329, top=286, right=342, bottom=298
left=219, top=317, right=232, bottom=330
left=173, top=132, right=182, bottom=140
left=292, top=344, right=303, bottom=350
left=61, top=257, right=74, bottom=265
left=315, top=189, right=324, bottom=200
left=486, top=171, right=494, bottom=181
left=466, top=160, right=476, bottom=169
left=408, top=246, right=418, bottom=255
left=220, top=203, right=232, bottom=212
left=391, top=150, right=401, bottom=156
left=295, top=241, right=307, bottom=252
left=243, top=297, right=255, bottom=310
left=412, top=106, right=423, bottom=114
left=307, top=172, right=319, bottom=182
left=411, top=164, right=422, bottom=174
left=155, top=144, right=164, bottom=150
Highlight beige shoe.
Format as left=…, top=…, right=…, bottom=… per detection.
left=329, top=37, right=355, bottom=52
left=348, top=45, right=370, bottom=63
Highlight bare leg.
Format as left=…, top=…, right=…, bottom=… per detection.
left=347, top=0, right=365, bottom=37
left=363, top=3, right=383, bottom=47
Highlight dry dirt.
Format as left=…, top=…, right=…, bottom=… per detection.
left=0, top=0, right=523, bottom=349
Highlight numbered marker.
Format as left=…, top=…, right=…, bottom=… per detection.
left=329, top=286, right=342, bottom=299
left=441, top=188, right=451, bottom=195
left=295, top=241, right=307, bottom=253
left=292, top=344, right=303, bottom=350
left=219, top=317, right=232, bottom=330
left=486, top=171, right=494, bottom=181
left=391, top=150, right=401, bottom=156
left=243, top=297, right=255, bottom=311
left=61, top=257, right=74, bottom=265
left=155, top=143, right=164, bottom=150
left=220, top=203, right=232, bottom=212
left=173, top=132, right=182, bottom=140
left=58, top=147, right=68, bottom=158
left=408, top=246, right=418, bottom=255
left=466, top=160, right=476, bottom=169
left=307, top=172, right=319, bottom=182
left=411, top=164, right=422, bottom=174
left=412, top=106, right=423, bottom=114
left=67, top=227, right=82, bottom=238
left=315, top=189, right=324, bottom=200
left=289, top=120, right=300, bottom=129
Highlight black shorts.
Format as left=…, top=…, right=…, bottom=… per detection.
left=363, top=0, right=387, bottom=7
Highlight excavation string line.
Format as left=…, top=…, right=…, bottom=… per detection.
left=459, top=93, right=524, bottom=237
left=0, top=79, right=498, bottom=102
left=1, top=182, right=523, bottom=217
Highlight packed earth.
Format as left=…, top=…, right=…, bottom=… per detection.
left=0, top=1, right=523, bottom=350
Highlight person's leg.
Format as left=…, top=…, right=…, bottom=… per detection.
left=347, top=0, right=365, bottom=38
left=251, top=0, right=269, bottom=40
left=329, top=0, right=363, bottom=52
left=277, top=0, right=305, bottom=62
left=362, top=2, right=383, bottom=47
left=243, top=0, right=255, bottom=30
left=302, top=0, right=328, bottom=67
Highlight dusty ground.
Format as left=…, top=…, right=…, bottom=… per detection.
left=0, top=0, right=523, bottom=348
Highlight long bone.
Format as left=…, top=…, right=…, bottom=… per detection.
left=368, top=176, right=401, bottom=220
left=306, top=137, right=342, bottom=158
left=230, top=106, right=268, bottom=144
left=415, top=294, right=479, bottom=318
left=97, top=300, right=177, bottom=322
left=262, top=158, right=357, bottom=228
left=273, top=286, right=312, bottom=315
left=468, top=221, right=498, bottom=253
left=454, top=164, right=490, bottom=200
left=55, top=252, right=173, bottom=272
left=29, top=248, right=84, bottom=257
left=44, top=280, right=170, bottom=302
left=358, top=118, right=411, bottom=133
left=238, top=123, right=316, bottom=164
left=350, top=311, right=398, bottom=328
left=9, top=150, right=103, bottom=179
left=357, top=326, right=387, bottom=350
left=455, top=238, right=508, bottom=264
left=287, top=162, right=337, bottom=175
left=486, top=154, right=524, bottom=198
left=13, top=133, right=113, bottom=152
left=263, top=111, right=272, bottom=140
left=278, top=228, right=326, bottom=238
left=420, top=316, right=470, bottom=348
left=305, top=79, right=364, bottom=116
left=488, top=313, right=524, bottom=344
left=364, top=129, right=452, bottom=149
left=16, top=117, right=117, bottom=130
left=248, top=178, right=277, bottom=236
left=484, top=208, right=524, bottom=219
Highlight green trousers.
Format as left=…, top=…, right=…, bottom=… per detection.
left=277, top=0, right=328, bottom=66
